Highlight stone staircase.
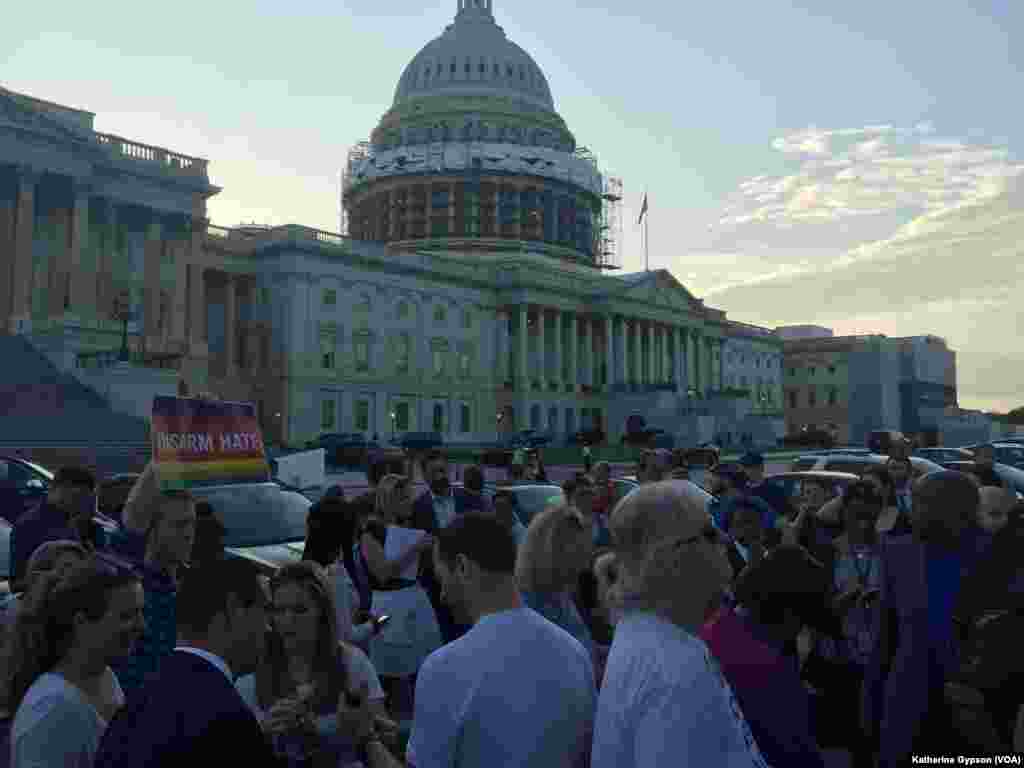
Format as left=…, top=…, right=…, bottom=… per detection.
left=0, top=335, right=151, bottom=474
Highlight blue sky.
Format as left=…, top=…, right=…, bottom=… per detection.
left=3, top=0, right=1021, bottom=413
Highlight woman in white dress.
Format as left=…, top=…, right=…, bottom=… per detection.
left=1, top=556, right=144, bottom=768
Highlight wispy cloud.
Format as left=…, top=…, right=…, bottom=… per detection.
left=685, top=123, right=1024, bottom=413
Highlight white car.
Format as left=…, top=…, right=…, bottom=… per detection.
left=790, top=453, right=944, bottom=478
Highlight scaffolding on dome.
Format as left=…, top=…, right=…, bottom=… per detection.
left=597, top=175, right=623, bottom=270
left=340, top=141, right=372, bottom=235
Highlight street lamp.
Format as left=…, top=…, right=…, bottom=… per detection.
left=390, top=410, right=397, bottom=440
left=110, top=290, right=134, bottom=362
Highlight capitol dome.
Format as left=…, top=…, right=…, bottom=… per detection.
left=393, top=0, right=555, bottom=113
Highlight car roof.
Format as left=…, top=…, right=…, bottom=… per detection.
left=769, top=470, right=861, bottom=480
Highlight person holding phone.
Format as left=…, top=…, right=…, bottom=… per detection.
left=235, top=562, right=396, bottom=767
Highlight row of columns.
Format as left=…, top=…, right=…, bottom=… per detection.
left=2, top=164, right=211, bottom=357
left=495, top=305, right=724, bottom=396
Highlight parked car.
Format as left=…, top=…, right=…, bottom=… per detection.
left=790, top=453, right=943, bottom=478
left=758, top=471, right=861, bottom=518
left=913, top=447, right=976, bottom=468
left=491, top=483, right=565, bottom=526
left=187, top=482, right=311, bottom=577
left=392, top=432, right=444, bottom=452
left=0, top=456, right=51, bottom=524
left=307, top=433, right=379, bottom=468
left=960, top=443, right=1024, bottom=470
left=781, top=429, right=836, bottom=450
left=566, top=428, right=606, bottom=446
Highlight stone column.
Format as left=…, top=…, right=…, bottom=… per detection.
left=705, top=338, right=714, bottom=394
left=0, top=195, right=13, bottom=327
left=675, top=327, right=684, bottom=393
left=224, top=274, right=237, bottom=375
left=187, top=221, right=207, bottom=351
left=631, top=321, right=640, bottom=388
left=143, top=215, right=163, bottom=346
left=553, top=309, right=563, bottom=390
left=68, top=179, right=92, bottom=321
left=646, top=322, right=654, bottom=387
left=9, top=166, right=39, bottom=333
left=567, top=312, right=578, bottom=392
left=518, top=304, right=529, bottom=390
left=95, top=200, right=117, bottom=319
left=618, top=319, right=626, bottom=391
left=664, top=327, right=672, bottom=384
left=602, top=314, right=613, bottom=393
left=537, top=306, right=547, bottom=388
left=580, top=316, right=591, bottom=388
left=48, top=206, right=71, bottom=320
left=496, top=309, right=508, bottom=384
left=688, top=330, right=698, bottom=395
left=172, top=231, right=189, bottom=348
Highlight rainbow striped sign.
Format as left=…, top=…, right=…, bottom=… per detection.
left=151, top=396, right=270, bottom=490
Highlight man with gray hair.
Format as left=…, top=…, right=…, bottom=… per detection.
left=591, top=481, right=770, bottom=767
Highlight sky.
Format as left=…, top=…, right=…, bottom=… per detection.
left=3, top=0, right=1022, bottom=413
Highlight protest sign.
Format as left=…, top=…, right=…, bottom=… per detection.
left=151, top=395, right=270, bottom=490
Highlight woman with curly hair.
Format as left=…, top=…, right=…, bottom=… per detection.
left=3, top=556, right=143, bottom=768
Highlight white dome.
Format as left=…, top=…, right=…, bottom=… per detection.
left=393, top=0, right=555, bottom=112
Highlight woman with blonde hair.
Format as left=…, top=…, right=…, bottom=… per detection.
left=516, top=504, right=595, bottom=657
left=235, top=561, right=395, bottom=767
left=355, top=474, right=440, bottom=718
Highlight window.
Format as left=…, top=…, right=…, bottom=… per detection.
left=461, top=309, right=472, bottom=329
left=828, top=388, right=838, bottom=406
left=548, top=406, right=558, bottom=431
left=789, top=390, right=798, bottom=408
left=395, top=402, right=410, bottom=432
left=320, top=399, right=336, bottom=430
left=459, top=403, right=471, bottom=433
left=355, top=400, right=370, bottom=432
left=458, top=350, right=471, bottom=379
left=789, top=367, right=796, bottom=376
left=354, top=336, right=369, bottom=372
left=808, top=387, right=817, bottom=407
left=397, top=301, right=410, bottom=320
left=756, top=357, right=761, bottom=368
left=321, top=345, right=335, bottom=370
left=828, top=365, right=836, bottom=374
left=530, top=404, right=541, bottom=430
left=740, top=376, right=747, bottom=387
left=396, top=333, right=410, bottom=374
left=433, top=347, right=446, bottom=377
left=355, top=294, right=371, bottom=315
left=433, top=403, right=445, bottom=432
left=434, top=305, right=447, bottom=324
left=809, top=367, right=816, bottom=376
left=322, top=289, right=337, bottom=307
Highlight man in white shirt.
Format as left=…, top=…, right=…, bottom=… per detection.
left=592, top=481, right=772, bottom=768
left=408, top=513, right=596, bottom=768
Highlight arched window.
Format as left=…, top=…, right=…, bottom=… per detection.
left=547, top=406, right=558, bottom=432
left=479, top=58, right=486, bottom=74
left=465, top=57, right=471, bottom=74
left=432, top=403, right=445, bottom=433
left=451, top=58, right=457, bottom=74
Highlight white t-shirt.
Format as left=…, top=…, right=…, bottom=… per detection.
left=10, top=670, right=124, bottom=768
left=235, top=643, right=386, bottom=722
left=592, top=612, right=770, bottom=768
left=407, top=607, right=596, bottom=768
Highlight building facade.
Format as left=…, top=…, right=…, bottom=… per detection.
left=720, top=321, right=783, bottom=414
left=783, top=333, right=960, bottom=446
left=0, top=2, right=741, bottom=447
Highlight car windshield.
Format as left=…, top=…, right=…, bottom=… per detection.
left=191, top=484, right=309, bottom=548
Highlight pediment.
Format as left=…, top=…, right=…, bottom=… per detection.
left=617, top=270, right=700, bottom=313
left=0, top=88, right=88, bottom=145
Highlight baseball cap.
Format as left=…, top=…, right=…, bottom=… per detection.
left=738, top=452, right=765, bottom=467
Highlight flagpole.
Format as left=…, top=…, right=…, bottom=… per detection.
left=644, top=205, right=649, bottom=272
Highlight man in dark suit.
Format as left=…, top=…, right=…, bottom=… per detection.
left=94, top=558, right=276, bottom=767
left=411, top=450, right=468, bottom=643
left=455, top=464, right=489, bottom=516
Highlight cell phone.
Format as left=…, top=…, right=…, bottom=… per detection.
left=374, top=614, right=391, bottom=629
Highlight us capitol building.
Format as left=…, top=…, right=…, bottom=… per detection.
left=0, top=0, right=783, bottom=446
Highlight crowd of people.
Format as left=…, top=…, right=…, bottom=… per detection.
left=0, top=441, right=1022, bottom=766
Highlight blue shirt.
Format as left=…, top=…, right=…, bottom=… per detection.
left=408, top=607, right=595, bottom=768
left=521, top=590, right=596, bottom=659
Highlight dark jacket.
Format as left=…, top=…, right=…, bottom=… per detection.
left=454, top=487, right=488, bottom=516
left=411, top=491, right=466, bottom=643
left=9, top=501, right=79, bottom=586
left=94, top=650, right=277, bottom=768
